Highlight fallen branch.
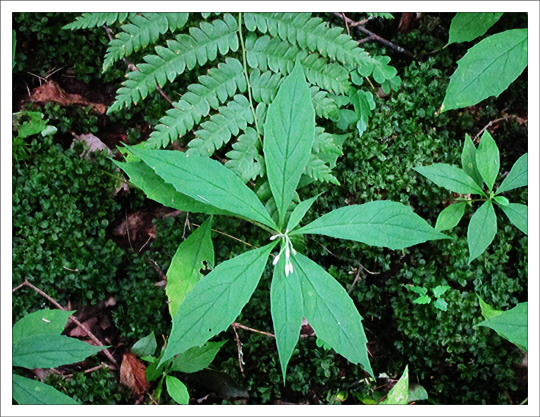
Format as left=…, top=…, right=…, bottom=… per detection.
left=232, top=322, right=274, bottom=338
left=231, top=325, right=245, bottom=376
left=474, top=114, right=528, bottom=143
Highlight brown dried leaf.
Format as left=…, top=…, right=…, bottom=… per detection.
left=30, top=80, right=106, bottom=114
left=120, top=353, right=150, bottom=397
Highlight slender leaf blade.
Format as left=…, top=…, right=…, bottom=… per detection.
left=13, top=334, right=105, bottom=369
left=500, top=203, right=528, bottom=235
left=264, top=59, right=315, bottom=228
left=448, top=13, right=503, bottom=45
left=166, top=375, right=190, bottom=404
left=467, top=201, right=497, bottom=263
left=476, top=130, right=500, bottom=192
left=475, top=302, right=527, bottom=351
left=12, top=309, right=74, bottom=344
left=293, top=253, right=374, bottom=379
left=170, top=341, right=226, bottom=373
left=442, top=29, right=528, bottom=111
left=293, top=201, right=450, bottom=250
left=461, top=134, right=483, bottom=187
left=476, top=294, right=503, bottom=320
left=160, top=242, right=276, bottom=366
left=496, top=153, right=528, bottom=194
left=414, top=164, right=485, bottom=195
left=286, top=194, right=321, bottom=231
left=271, top=255, right=303, bottom=380
left=126, top=146, right=278, bottom=230
left=13, top=375, right=79, bottom=405
left=167, top=217, right=215, bottom=317
left=435, top=202, right=467, bottom=231
left=131, top=331, right=157, bottom=357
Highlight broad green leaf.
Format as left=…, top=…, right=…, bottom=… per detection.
left=293, top=201, right=450, bottom=250
left=286, top=194, right=321, bottom=231
left=467, top=201, right=497, bottom=263
left=413, top=295, right=431, bottom=305
left=166, top=375, right=190, bottom=405
left=476, top=130, right=499, bottom=192
left=461, top=134, right=483, bottom=187
left=160, top=242, right=276, bottom=366
left=432, top=285, right=451, bottom=298
left=493, top=196, right=509, bottom=207
left=349, top=87, right=375, bottom=137
left=448, top=13, right=503, bottom=45
left=12, top=30, right=16, bottom=69
left=435, top=202, right=467, bottom=231
left=442, top=29, right=528, bottom=112
left=13, top=334, right=105, bottom=369
left=414, top=164, right=485, bottom=195
left=271, top=255, right=303, bottom=380
left=12, top=309, right=74, bottom=344
left=125, top=146, right=278, bottom=230
left=170, top=341, right=226, bottom=373
left=433, top=298, right=448, bottom=311
left=264, top=59, right=315, bottom=229
left=131, top=331, right=157, bottom=357
left=145, top=357, right=168, bottom=382
left=500, top=203, right=528, bottom=235
left=496, top=153, right=528, bottom=194
left=292, top=253, right=374, bottom=379
left=115, top=159, right=226, bottom=215
left=476, top=294, right=503, bottom=320
left=475, top=302, right=527, bottom=351
left=167, top=217, right=214, bottom=317
left=380, top=366, right=409, bottom=404
left=12, top=374, right=79, bottom=405
left=408, top=383, right=429, bottom=402
left=406, top=286, right=428, bottom=296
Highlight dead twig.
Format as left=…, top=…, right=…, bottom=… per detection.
left=13, top=279, right=119, bottom=369
left=61, top=363, right=110, bottom=379
left=232, top=322, right=274, bottom=338
left=232, top=325, right=245, bottom=376
left=474, top=114, right=528, bottom=143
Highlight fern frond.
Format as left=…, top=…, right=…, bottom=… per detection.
left=305, top=156, right=339, bottom=185
left=304, top=127, right=346, bottom=185
left=245, top=34, right=349, bottom=95
left=186, top=95, right=254, bottom=157
left=63, top=13, right=135, bottom=30
left=146, top=58, right=247, bottom=149
left=108, top=13, right=239, bottom=113
left=250, top=69, right=283, bottom=104
left=310, top=87, right=339, bottom=120
left=225, top=127, right=263, bottom=182
left=103, top=13, right=189, bottom=72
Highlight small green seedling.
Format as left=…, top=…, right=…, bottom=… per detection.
left=12, top=110, right=58, bottom=163
left=414, top=131, right=527, bottom=263
left=405, top=285, right=451, bottom=311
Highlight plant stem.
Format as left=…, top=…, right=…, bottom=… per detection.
left=237, top=13, right=264, bottom=150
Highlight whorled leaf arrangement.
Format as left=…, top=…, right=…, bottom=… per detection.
left=64, top=12, right=401, bottom=189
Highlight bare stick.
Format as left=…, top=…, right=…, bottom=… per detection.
left=13, top=279, right=118, bottom=369
left=232, top=325, right=245, bottom=376
left=62, top=363, right=110, bottom=379
left=474, top=114, right=528, bottom=143
left=232, top=322, right=275, bottom=338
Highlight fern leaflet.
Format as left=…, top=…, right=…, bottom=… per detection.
left=103, top=13, right=190, bottom=72
left=225, top=127, right=263, bottom=182
left=146, top=57, right=246, bottom=149
left=63, top=13, right=135, bottom=30
left=108, top=13, right=239, bottom=113
left=249, top=69, right=283, bottom=104
left=310, top=86, right=340, bottom=120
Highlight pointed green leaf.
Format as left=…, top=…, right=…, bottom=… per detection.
left=408, top=383, right=429, bottom=402
left=292, top=253, right=374, bottom=379
left=406, top=286, right=428, bottom=296
left=13, top=334, right=105, bottom=369
left=271, top=255, right=303, bottom=380
left=448, top=13, right=503, bottom=45
left=166, top=375, right=190, bottom=404
left=160, top=242, right=276, bottom=366
left=500, top=203, right=527, bottom=235
left=433, top=298, right=448, bottom=311
left=413, top=295, right=432, bottom=305
left=467, top=201, right=497, bottom=263
left=496, top=153, right=528, bottom=194
left=293, top=201, right=450, bottom=250
left=12, top=309, right=74, bottom=344
left=115, top=159, right=227, bottom=215
left=432, top=285, right=451, bottom=298
left=476, top=130, right=499, bottom=192
left=170, top=341, right=226, bottom=373
left=493, top=196, right=510, bottom=207
left=461, top=134, right=483, bottom=188
left=476, top=294, right=503, bottom=320
left=286, top=194, right=321, bottom=231
left=131, top=331, right=157, bottom=357
left=414, top=164, right=485, bottom=195
left=442, top=29, right=528, bottom=111
left=13, top=375, right=79, bottom=405
left=435, top=202, right=467, bottom=231
left=167, top=217, right=214, bottom=317
left=264, top=59, right=315, bottom=229
left=125, top=146, right=278, bottom=230
left=475, top=302, right=527, bottom=351
left=349, top=87, right=375, bottom=137
left=380, top=366, right=409, bottom=404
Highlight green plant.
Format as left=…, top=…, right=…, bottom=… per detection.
left=12, top=309, right=107, bottom=404
left=12, top=110, right=57, bottom=163
left=414, top=130, right=527, bottom=263
left=116, top=60, right=449, bottom=382
left=405, top=284, right=451, bottom=311
left=441, top=12, right=527, bottom=112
